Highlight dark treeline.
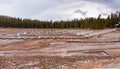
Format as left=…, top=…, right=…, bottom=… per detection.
left=0, top=12, right=120, bottom=29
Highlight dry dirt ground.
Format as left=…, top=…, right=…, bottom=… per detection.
left=0, top=28, right=120, bottom=69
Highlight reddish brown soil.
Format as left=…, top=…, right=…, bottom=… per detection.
left=0, top=28, right=120, bottom=69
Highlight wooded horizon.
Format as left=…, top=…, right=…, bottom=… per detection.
left=0, top=12, right=120, bottom=29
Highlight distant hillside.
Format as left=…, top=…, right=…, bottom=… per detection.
left=0, top=12, right=120, bottom=29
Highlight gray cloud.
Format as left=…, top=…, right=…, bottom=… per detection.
left=74, top=10, right=87, bottom=16
left=85, top=0, right=120, bottom=10
left=0, top=0, right=119, bottom=21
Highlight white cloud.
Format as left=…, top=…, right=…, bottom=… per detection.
left=0, top=0, right=118, bottom=21
left=33, top=0, right=115, bottom=21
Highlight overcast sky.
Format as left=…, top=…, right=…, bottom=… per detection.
left=0, top=0, right=119, bottom=21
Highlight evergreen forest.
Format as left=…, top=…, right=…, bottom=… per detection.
left=0, top=12, right=120, bottom=29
